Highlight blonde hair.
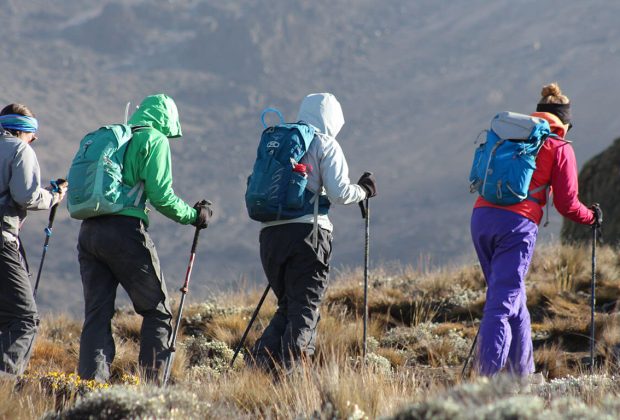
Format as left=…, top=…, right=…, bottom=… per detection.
left=538, top=82, right=569, bottom=105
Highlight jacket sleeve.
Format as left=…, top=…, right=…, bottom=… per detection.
left=10, top=143, right=54, bottom=210
left=140, top=135, right=198, bottom=225
left=320, top=139, right=367, bottom=205
left=550, top=143, right=595, bottom=225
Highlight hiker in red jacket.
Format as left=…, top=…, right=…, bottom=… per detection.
left=471, top=83, right=601, bottom=377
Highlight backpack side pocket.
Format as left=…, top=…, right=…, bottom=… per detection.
left=286, top=171, right=308, bottom=210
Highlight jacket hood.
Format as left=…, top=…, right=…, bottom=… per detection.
left=128, top=94, right=182, bottom=139
left=531, top=111, right=567, bottom=138
left=297, top=93, right=344, bottom=138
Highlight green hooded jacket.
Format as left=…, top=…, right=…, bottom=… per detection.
left=116, top=94, right=198, bottom=226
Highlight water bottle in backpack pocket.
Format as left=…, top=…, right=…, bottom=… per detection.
left=469, top=112, right=551, bottom=205
left=286, top=163, right=309, bottom=209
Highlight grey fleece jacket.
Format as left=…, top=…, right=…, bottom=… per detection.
left=262, top=93, right=367, bottom=232
left=0, top=132, right=55, bottom=241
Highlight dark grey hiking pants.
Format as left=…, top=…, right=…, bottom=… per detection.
left=77, top=216, right=173, bottom=383
left=0, top=238, right=38, bottom=376
left=252, top=223, right=332, bottom=369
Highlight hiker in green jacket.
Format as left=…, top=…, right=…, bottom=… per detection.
left=77, top=94, right=211, bottom=383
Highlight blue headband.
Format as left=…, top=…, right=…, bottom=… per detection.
left=0, top=114, right=38, bottom=133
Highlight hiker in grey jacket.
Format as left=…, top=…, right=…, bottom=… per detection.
left=0, top=103, right=67, bottom=376
left=252, top=92, right=377, bottom=371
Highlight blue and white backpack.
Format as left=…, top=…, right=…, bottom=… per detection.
left=469, top=112, right=551, bottom=205
left=245, top=108, right=329, bottom=222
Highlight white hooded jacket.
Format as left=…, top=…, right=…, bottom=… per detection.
left=262, top=93, right=367, bottom=232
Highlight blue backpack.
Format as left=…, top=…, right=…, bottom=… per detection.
left=245, top=108, right=328, bottom=222
left=469, top=112, right=551, bottom=205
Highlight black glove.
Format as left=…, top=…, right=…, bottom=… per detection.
left=192, top=200, right=213, bottom=229
left=357, top=172, right=377, bottom=198
left=590, top=203, right=603, bottom=228
left=48, top=178, right=69, bottom=205
left=54, top=178, right=68, bottom=189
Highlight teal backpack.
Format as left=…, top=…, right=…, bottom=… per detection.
left=245, top=108, right=330, bottom=222
left=67, top=124, right=145, bottom=219
left=469, top=112, right=551, bottom=205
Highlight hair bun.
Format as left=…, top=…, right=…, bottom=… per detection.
left=541, top=83, right=562, bottom=99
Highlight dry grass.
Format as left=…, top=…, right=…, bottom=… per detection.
left=5, top=242, right=620, bottom=418
left=0, top=379, right=54, bottom=420
left=112, top=310, right=143, bottom=343
left=178, top=350, right=424, bottom=419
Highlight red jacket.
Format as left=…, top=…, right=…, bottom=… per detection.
left=474, top=112, right=595, bottom=226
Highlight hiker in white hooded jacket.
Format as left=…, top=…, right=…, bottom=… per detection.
left=251, top=92, right=377, bottom=371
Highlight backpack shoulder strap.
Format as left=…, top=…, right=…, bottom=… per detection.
left=130, top=125, right=150, bottom=132
left=549, top=133, right=573, bottom=144
left=124, top=125, right=150, bottom=206
left=310, top=131, right=326, bottom=250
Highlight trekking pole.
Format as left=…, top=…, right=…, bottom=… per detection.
left=461, top=326, right=480, bottom=380
left=33, top=180, right=60, bottom=298
left=590, top=221, right=598, bottom=374
left=230, top=284, right=271, bottom=368
left=462, top=278, right=488, bottom=380
left=359, top=197, right=370, bottom=360
left=162, top=226, right=202, bottom=386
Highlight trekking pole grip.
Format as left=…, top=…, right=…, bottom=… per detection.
left=359, top=199, right=368, bottom=219
left=49, top=204, right=58, bottom=225
left=190, top=227, right=200, bottom=254
left=48, top=179, right=60, bottom=225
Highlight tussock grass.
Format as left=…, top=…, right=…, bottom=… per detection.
left=112, top=310, right=143, bottom=342
left=0, top=379, right=53, bottom=420
left=6, top=243, right=620, bottom=418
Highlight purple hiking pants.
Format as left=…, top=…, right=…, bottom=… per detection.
left=471, top=207, right=537, bottom=376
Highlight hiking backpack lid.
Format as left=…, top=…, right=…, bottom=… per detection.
left=67, top=124, right=146, bottom=220
left=469, top=111, right=551, bottom=206
left=245, top=108, right=329, bottom=222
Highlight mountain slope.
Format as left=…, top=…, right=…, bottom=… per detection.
left=1, top=0, right=619, bottom=312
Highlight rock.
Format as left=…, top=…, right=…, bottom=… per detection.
left=561, top=137, right=620, bottom=244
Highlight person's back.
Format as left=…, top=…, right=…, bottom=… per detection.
left=0, top=135, right=30, bottom=234
left=76, top=94, right=210, bottom=383
left=251, top=93, right=377, bottom=371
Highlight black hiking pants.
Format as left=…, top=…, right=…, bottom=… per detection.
left=252, top=223, right=332, bottom=370
left=77, top=216, right=173, bottom=383
left=0, top=237, right=38, bottom=376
